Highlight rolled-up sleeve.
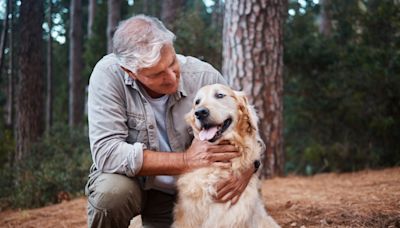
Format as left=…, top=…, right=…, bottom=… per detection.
left=88, top=62, right=143, bottom=177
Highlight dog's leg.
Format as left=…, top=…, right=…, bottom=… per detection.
left=252, top=202, right=281, bottom=228
left=260, top=215, right=281, bottom=228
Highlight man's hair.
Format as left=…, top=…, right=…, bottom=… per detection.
left=113, top=14, right=176, bottom=73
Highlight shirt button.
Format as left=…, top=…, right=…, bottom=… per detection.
left=149, top=125, right=154, bottom=129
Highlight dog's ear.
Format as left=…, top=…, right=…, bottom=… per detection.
left=234, top=91, right=259, bottom=135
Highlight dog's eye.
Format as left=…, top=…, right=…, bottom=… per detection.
left=215, top=93, right=225, bottom=99
left=195, top=99, right=200, bottom=105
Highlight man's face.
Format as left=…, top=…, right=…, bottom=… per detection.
left=130, top=44, right=180, bottom=98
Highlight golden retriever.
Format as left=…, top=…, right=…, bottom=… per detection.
left=173, top=84, right=280, bottom=228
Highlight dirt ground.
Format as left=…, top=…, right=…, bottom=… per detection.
left=1, top=167, right=399, bottom=228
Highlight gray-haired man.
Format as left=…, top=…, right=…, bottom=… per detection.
left=86, top=15, right=255, bottom=228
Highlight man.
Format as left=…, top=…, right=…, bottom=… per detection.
left=86, top=15, right=256, bottom=228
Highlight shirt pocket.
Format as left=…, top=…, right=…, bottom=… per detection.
left=127, top=114, right=148, bottom=145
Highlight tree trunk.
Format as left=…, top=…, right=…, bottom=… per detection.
left=107, top=0, right=121, bottom=53
left=319, top=0, right=332, bottom=37
left=69, top=0, right=84, bottom=127
left=46, top=0, right=53, bottom=132
left=16, top=0, right=45, bottom=164
left=4, top=0, right=14, bottom=129
left=0, top=0, right=9, bottom=75
left=161, top=0, right=184, bottom=30
left=222, top=0, right=286, bottom=177
left=88, top=0, right=97, bottom=38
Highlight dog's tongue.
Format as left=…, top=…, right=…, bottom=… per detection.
left=199, top=127, right=218, bottom=141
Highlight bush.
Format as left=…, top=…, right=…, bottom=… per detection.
left=0, top=123, right=91, bottom=209
left=284, top=1, right=400, bottom=174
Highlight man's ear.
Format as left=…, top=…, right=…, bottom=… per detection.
left=120, top=66, right=137, bottom=80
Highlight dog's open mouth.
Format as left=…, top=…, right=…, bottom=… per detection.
left=198, top=117, right=232, bottom=142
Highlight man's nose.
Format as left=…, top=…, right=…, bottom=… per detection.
left=165, top=68, right=176, bottom=80
left=194, top=108, right=209, bottom=120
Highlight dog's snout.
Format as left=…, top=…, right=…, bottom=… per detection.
left=194, top=108, right=209, bottom=120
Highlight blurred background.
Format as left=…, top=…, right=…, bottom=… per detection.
left=0, top=0, right=399, bottom=210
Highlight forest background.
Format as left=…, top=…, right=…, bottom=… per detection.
left=0, top=0, right=399, bottom=209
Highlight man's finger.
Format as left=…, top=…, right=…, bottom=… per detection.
left=215, top=172, right=234, bottom=190
left=214, top=193, right=232, bottom=203
left=219, top=189, right=237, bottom=203
left=217, top=140, right=231, bottom=145
left=216, top=182, right=235, bottom=199
left=210, top=152, right=240, bottom=161
left=231, top=194, right=240, bottom=205
left=209, top=144, right=238, bottom=153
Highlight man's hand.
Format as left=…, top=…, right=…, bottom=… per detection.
left=214, top=165, right=254, bottom=205
left=183, top=139, right=240, bottom=171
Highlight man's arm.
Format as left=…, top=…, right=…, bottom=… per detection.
left=88, top=62, right=147, bottom=177
left=138, top=139, right=240, bottom=176
left=137, top=150, right=186, bottom=176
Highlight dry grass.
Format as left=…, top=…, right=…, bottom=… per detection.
left=0, top=198, right=87, bottom=228
left=1, top=167, right=399, bottom=227
left=264, top=167, right=400, bottom=227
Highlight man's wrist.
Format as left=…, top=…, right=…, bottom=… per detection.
left=138, top=150, right=189, bottom=176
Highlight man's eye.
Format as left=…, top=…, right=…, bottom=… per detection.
left=215, top=93, right=225, bottom=99
left=147, top=72, right=161, bottom=79
left=195, top=99, right=200, bottom=105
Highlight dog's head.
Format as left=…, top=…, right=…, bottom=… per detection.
left=186, top=84, right=258, bottom=143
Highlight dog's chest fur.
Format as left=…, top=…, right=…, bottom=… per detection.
left=173, top=134, right=263, bottom=227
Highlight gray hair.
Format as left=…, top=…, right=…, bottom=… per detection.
left=113, top=15, right=176, bottom=73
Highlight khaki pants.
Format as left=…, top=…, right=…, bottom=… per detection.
left=86, top=173, right=175, bottom=228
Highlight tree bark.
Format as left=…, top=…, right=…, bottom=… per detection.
left=222, top=0, right=287, bottom=177
left=69, top=0, right=84, bottom=127
left=16, top=0, right=45, bottom=163
left=107, top=0, right=121, bottom=53
left=4, top=0, right=14, bottom=129
left=161, top=0, right=184, bottom=30
left=46, top=0, right=53, bottom=132
left=319, top=0, right=332, bottom=37
left=0, top=0, right=9, bottom=75
left=88, top=0, right=97, bottom=38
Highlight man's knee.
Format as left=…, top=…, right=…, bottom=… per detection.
left=87, top=173, right=143, bottom=227
left=89, top=173, right=142, bottom=209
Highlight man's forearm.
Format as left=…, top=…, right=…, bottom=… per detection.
left=137, top=150, right=187, bottom=176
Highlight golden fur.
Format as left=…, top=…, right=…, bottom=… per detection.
left=173, top=84, right=280, bottom=228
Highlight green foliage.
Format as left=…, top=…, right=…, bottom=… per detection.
left=126, top=0, right=162, bottom=18
left=83, top=0, right=107, bottom=81
left=173, top=1, right=223, bottom=70
left=48, top=0, right=71, bottom=124
left=0, top=124, right=91, bottom=209
left=0, top=128, right=14, bottom=170
left=52, top=41, right=69, bottom=124
left=284, top=0, right=400, bottom=174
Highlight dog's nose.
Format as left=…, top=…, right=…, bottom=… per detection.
left=194, top=108, right=209, bottom=120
